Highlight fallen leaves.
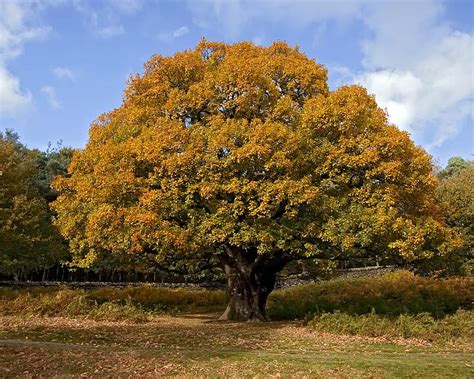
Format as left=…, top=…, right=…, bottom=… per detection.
left=1, top=314, right=473, bottom=377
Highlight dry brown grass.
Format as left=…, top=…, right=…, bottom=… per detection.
left=1, top=314, right=473, bottom=378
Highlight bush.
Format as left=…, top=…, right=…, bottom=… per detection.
left=1, top=287, right=91, bottom=317
left=267, top=270, right=473, bottom=320
left=88, top=285, right=226, bottom=311
left=307, top=310, right=474, bottom=342
left=87, top=300, right=150, bottom=323
left=1, top=271, right=472, bottom=323
left=0, top=285, right=226, bottom=321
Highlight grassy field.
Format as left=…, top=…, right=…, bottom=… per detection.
left=1, top=313, right=473, bottom=378
left=1, top=272, right=472, bottom=377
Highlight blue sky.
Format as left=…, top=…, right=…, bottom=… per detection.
left=0, top=0, right=472, bottom=166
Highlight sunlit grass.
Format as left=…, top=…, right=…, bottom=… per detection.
left=308, top=309, right=474, bottom=342
left=268, top=270, right=473, bottom=319
left=1, top=314, right=472, bottom=377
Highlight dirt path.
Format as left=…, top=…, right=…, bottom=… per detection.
left=1, top=314, right=473, bottom=378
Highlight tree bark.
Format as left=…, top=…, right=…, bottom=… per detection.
left=218, top=248, right=287, bottom=322
left=42, top=268, right=48, bottom=282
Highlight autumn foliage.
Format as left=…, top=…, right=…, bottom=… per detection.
left=0, top=132, right=66, bottom=277
left=436, top=159, right=474, bottom=274
left=52, top=40, right=459, bottom=320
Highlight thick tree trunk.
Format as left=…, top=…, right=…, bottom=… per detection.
left=220, top=268, right=267, bottom=321
left=218, top=248, right=286, bottom=322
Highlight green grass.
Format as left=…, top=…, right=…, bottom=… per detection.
left=1, top=314, right=472, bottom=377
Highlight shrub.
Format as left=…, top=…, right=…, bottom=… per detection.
left=1, top=287, right=92, bottom=317
left=267, top=270, right=473, bottom=320
left=87, top=300, right=150, bottom=323
left=0, top=285, right=226, bottom=320
left=1, top=271, right=472, bottom=323
left=88, top=285, right=226, bottom=311
left=307, top=310, right=474, bottom=342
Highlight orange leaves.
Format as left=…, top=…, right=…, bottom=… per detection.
left=52, top=40, right=455, bottom=268
left=302, top=86, right=386, bottom=147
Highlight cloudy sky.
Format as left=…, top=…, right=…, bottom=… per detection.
left=0, top=0, right=472, bottom=165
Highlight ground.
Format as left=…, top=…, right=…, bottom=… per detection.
left=1, top=314, right=472, bottom=378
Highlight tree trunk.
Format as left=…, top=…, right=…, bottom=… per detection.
left=218, top=249, right=285, bottom=322
left=42, top=268, right=48, bottom=282
left=220, top=269, right=266, bottom=321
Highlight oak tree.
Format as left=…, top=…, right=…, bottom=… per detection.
left=53, top=41, right=457, bottom=320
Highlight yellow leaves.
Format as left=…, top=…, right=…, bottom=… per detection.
left=73, top=249, right=99, bottom=269
left=303, top=85, right=384, bottom=141
left=339, top=235, right=355, bottom=252
left=387, top=215, right=461, bottom=261
left=51, top=40, right=454, bottom=268
left=126, top=210, right=158, bottom=229
left=389, top=218, right=424, bottom=260
left=270, top=95, right=300, bottom=127
left=199, top=182, right=219, bottom=199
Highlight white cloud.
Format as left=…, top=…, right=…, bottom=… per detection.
left=0, top=0, right=51, bottom=60
left=158, top=25, right=190, bottom=43
left=41, top=85, right=60, bottom=110
left=186, top=0, right=473, bottom=149
left=356, top=70, right=423, bottom=132
left=106, top=0, right=142, bottom=14
left=0, top=0, right=141, bottom=118
left=72, top=1, right=121, bottom=38
left=0, top=66, right=32, bottom=116
left=328, top=64, right=354, bottom=89
left=186, top=0, right=362, bottom=36
left=53, top=66, right=75, bottom=81
left=359, top=0, right=446, bottom=70
left=173, top=26, right=189, bottom=38
left=96, top=24, right=124, bottom=38
left=72, top=0, right=141, bottom=39
left=0, top=0, right=52, bottom=118
left=357, top=1, right=474, bottom=146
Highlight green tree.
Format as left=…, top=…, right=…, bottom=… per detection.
left=35, top=143, right=75, bottom=203
left=0, top=130, right=66, bottom=278
left=437, top=157, right=469, bottom=179
left=435, top=160, right=473, bottom=274
left=53, top=41, right=458, bottom=320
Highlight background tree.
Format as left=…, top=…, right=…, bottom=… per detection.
left=437, top=157, right=469, bottom=179
left=0, top=131, right=66, bottom=279
left=35, top=143, right=75, bottom=203
left=52, top=41, right=458, bottom=321
left=434, top=158, right=473, bottom=274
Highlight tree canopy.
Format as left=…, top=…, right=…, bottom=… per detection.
left=35, top=143, right=75, bottom=203
left=436, top=159, right=473, bottom=274
left=52, top=41, right=458, bottom=320
left=0, top=131, right=67, bottom=277
left=437, top=157, right=470, bottom=179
